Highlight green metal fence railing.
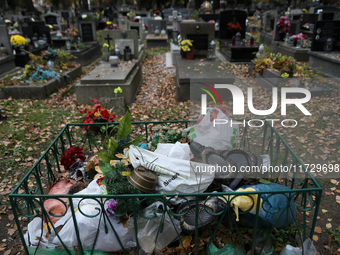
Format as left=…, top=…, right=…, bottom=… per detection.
left=9, top=120, right=322, bottom=255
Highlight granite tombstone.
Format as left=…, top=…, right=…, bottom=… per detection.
left=79, top=20, right=96, bottom=42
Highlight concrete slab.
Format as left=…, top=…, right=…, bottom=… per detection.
left=165, top=52, right=173, bottom=67
left=309, top=51, right=340, bottom=78
left=270, top=42, right=310, bottom=62
left=146, top=34, right=168, bottom=48
left=76, top=53, right=143, bottom=105
left=175, top=56, right=235, bottom=101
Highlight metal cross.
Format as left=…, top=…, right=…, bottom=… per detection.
left=169, top=10, right=182, bottom=31
left=105, top=34, right=113, bottom=45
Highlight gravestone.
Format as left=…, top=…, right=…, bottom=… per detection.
left=42, top=12, right=61, bottom=29
left=101, top=30, right=139, bottom=59
left=129, top=21, right=143, bottom=39
left=178, top=9, right=189, bottom=19
left=198, top=14, right=219, bottom=22
left=163, top=9, right=174, bottom=23
left=69, top=16, right=79, bottom=31
left=219, top=9, right=247, bottom=39
left=311, top=6, right=338, bottom=14
left=0, top=24, right=15, bottom=75
left=300, top=13, right=319, bottom=29
left=146, top=20, right=168, bottom=48
left=318, top=11, right=339, bottom=21
left=180, top=21, right=215, bottom=57
left=79, top=20, right=96, bottom=42
left=76, top=30, right=144, bottom=105
left=119, top=16, right=128, bottom=30
left=311, top=20, right=340, bottom=51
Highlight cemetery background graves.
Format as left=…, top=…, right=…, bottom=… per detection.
left=1, top=2, right=340, bottom=255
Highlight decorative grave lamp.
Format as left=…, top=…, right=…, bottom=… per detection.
left=235, top=32, right=241, bottom=46
left=124, top=46, right=131, bottom=61
left=250, top=36, right=254, bottom=46
left=160, top=23, right=166, bottom=35
left=42, top=34, right=47, bottom=45
left=115, top=43, right=120, bottom=59
left=38, top=36, right=45, bottom=46
left=66, top=35, right=71, bottom=50
left=296, top=37, right=302, bottom=48
left=256, top=44, right=265, bottom=59
left=284, top=33, right=289, bottom=44
left=19, top=43, right=26, bottom=54
left=154, top=26, right=160, bottom=36
left=109, top=50, right=120, bottom=67
left=32, top=33, right=39, bottom=48
left=232, top=36, right=236, bottom=46
left=0, top=43, right=7, bottom=55
left=207, top=40, right=216, bottom=60
left=56, top=30, right=62, bottom=38
left=324, top=38, right=333, bottom=52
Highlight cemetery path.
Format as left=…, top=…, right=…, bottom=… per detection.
left=0, top=52, right=340, bottom=254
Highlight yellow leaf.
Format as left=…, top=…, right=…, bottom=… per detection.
left=314, top=226, right=322, bottom=233
left=328, top=218, right=332, bottom=221
left=322, top=209, right=328, bottom=213
left=312, top=235, right=318, bottom=242
left=326, top=223, right=332, bottom=229
left=115, top=153, right=124, bottom=159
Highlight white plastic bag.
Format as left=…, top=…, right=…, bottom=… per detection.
left=187, top=107, right=239, bottom=151
left=50, top=179, right=134, bottom=252
left=279, top=239, right=317, bottom=255
left=126, top=201, right=181, bottom=253
left=155, top=142, right=193, bottom=161
left=128, top=145, right=215, bottom=193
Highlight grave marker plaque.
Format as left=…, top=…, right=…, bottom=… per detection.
left=45, top=15, right=57, bottom=25
left=311, top=20, right=340, bottom=51
left=79, top=21, right=96, bottom=42
left=115, top=39, right=134, bottom=55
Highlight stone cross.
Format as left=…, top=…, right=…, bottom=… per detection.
left=105, top=34, right=113, bottom=45
left=169, top=10, right=182, bottom=31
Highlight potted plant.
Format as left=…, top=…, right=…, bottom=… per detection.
left=276, top=16, right=291, bottom=41
left=281, top=56, right=297, bottom=77
left=303, top=23, right=314, bottom=31
left=179, top=39, right=195, bottom=59
left=127, top=12, right=135, bottom=21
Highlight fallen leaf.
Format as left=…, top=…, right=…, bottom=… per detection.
left=330, top=179, right=339, bottom=185
left=328, top=218, right=332, bottom=221
left=312, top=235, right=318, bottom=242
left=7, top=228, right=15, bottom=236
left=322, top=209, right=328, bottom=213
left=8, top=214, right=14, bottom=221
left=326, top=223, right=332, bottom=229
left=314, top=226, right=322, bottom=233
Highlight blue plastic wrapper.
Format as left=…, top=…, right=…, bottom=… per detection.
left=237, top=183, right=296, bottom=229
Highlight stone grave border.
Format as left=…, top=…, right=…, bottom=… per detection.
left=0, top=65, right=82, bottom=99
left=248, top=61, right=332, bottom=98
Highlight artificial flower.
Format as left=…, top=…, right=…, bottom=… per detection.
left=105, top=199, right=118, bottom=218
left=60, top=147, right=85, bottom=170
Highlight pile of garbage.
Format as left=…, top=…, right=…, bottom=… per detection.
left=24, top=108, right=316, bottom=255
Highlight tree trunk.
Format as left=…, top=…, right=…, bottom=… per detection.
left=24, top=0, right=36, bottom=12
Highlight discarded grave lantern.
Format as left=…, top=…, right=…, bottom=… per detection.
left=127, top=166, right=158, bottom=193
left=124, top=46, right=131, bottom=61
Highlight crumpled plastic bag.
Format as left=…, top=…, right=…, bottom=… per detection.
left=279, top=239, right=317, bottom=255
left=127, top=201, right=181, bottom=253
left=154, top=142, right=193, bottom=161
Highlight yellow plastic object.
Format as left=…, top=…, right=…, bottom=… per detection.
left=223, top=188, right=263, bottom=221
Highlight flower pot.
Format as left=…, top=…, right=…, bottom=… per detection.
left=186, top=52, right=195, bottom=60
left=281, top=69, right=293, bottom=77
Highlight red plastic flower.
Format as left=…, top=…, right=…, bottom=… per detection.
left=60, top=147, right=85, bottom=170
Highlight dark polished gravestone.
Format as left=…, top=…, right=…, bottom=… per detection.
left=308, top=20, right=340, bottom=78
left=175, top=56, right=235, bottom=102
left=310, top=20, right=340, bottom=51
left=180, top=21, right=215, bottom=58
left=0, top=25, right=15, bottom=75
left=79, top=20, right=97, bottom=42
left=218, top=9, right=258, bottom=62
left=219, top=9, right=247, bottom=40
left=198, top=14, right=220, bottom=38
